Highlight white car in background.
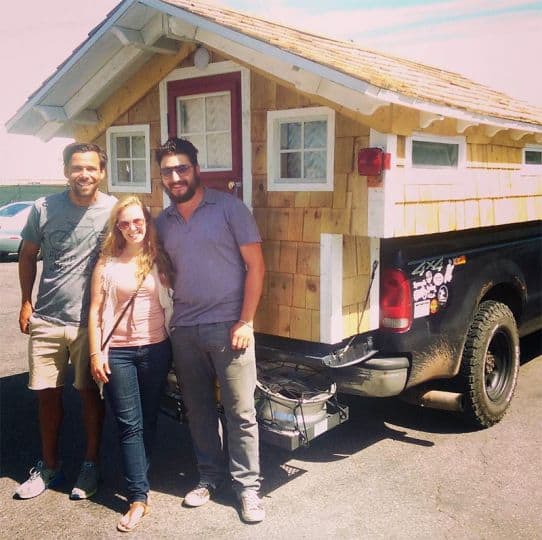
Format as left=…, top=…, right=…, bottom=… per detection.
left=0, top=201, right=33, bottom=260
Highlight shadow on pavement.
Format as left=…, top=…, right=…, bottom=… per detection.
left=261, top=331, right=542, bottom=473
left=519, top=330, right=542, bottom=365
left=1, top=370, right=433, bottom=506
left=2, top=330, right=539, bottom=506
left=0, top=370, right=197, bottom=512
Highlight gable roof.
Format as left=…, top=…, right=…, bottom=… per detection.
left=7, top=0, right=542, bottom=140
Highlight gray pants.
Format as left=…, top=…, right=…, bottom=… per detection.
left=170, top=321, right=260, bottom=493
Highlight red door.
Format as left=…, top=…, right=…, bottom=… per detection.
left=167, top=71, right=242, bottom=197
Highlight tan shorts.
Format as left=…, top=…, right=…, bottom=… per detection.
left=28, top=315, right=95, bottom=391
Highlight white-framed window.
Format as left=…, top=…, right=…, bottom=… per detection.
left=267, top=107, right=335, bottom=191
left=176, top=91, right=232, bottom=171
left=523, top=145, right=542, bottom=169
left=405, top=133, right=466, bottom=169
left=106, top=125, right=151, bottom=193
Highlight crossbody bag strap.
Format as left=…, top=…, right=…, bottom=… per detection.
left=100, top=271, right=149, bottom=351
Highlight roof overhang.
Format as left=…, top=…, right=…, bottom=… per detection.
left=7, top=0, right=542, bottom=141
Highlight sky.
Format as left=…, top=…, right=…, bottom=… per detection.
left=1, top=0, right=541, bottom=181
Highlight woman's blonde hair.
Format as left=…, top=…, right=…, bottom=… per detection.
left=101, top=196, right=174, bottom=285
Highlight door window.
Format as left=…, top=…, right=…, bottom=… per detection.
left=177, top=92, right=232, bottom=170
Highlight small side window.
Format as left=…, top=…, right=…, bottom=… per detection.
left=106, top=125, right=151, bottom=193
left=523, top=146, right=542, bottom=167
left=406, top=134, right=466, bottom=169
left=267, top=107, right=335, bottom=191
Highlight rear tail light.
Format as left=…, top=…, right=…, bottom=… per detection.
left=380, top=268, right=412, bottom=332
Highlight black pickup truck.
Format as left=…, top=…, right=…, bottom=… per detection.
left=162, top=221, right=541, bottom=448
left=256, top=220, right=542, bottom=430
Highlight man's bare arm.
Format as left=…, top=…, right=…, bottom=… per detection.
left=230, top=242, right=265, bottom=350
left=18, top=240, right=40, bottom=334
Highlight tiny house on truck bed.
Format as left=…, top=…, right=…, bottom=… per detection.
left=8, top=0, right=542, bottom=445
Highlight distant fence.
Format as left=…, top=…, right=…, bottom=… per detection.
left=0, top=184, right=65, bottom=206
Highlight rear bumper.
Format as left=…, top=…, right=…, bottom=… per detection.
left=256, top=334, right=409, bottom=398
left=329, top=356, right=409, bottom=397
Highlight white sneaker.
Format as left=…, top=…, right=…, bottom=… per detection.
left=184, top=484, right=214, bottom=507
left=238, top=490, right=265, bottom=523
left=15, top=461, right=64, bottom=499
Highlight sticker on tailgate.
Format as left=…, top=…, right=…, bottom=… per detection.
left=410, top=256, right=465, bottom=318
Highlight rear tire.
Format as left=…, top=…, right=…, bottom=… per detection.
left=460, top=300, right=519, bottom=428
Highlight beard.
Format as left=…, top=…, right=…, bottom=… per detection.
left=71, top=180, right=99, bottom=201
left=165, top=173, right=200, bottom=203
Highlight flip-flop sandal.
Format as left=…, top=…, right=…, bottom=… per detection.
left=117, top=502, right=150, bottom=533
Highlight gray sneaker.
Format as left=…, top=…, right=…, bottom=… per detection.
left=70, top=461, right=99, bottom=500
left=183, top=482, right=220, bottom=507
left=238, top=490, right=265, bottom=523
left=15, top=461, right=64, bottom=499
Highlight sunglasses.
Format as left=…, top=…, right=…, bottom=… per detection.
left=117, top=218, right=146, bottom=231
left=160, top=164, right=193, bottom=178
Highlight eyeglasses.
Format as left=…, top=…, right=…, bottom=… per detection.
left=160, top=164, right=193, bottom=178
left=117, top=218, right=145, bottom=230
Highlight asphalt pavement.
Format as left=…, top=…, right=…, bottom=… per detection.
left=1, top=260, right=541, bottom=539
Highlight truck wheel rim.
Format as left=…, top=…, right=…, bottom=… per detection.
left=485, top=329, right=512, bottom=402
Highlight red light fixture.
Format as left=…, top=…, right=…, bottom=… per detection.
left=358, top=147, right=391, bottom=176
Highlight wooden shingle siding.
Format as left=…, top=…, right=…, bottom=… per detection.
left=252, top=73, right=373, bottom=341
left=77, top=50, right=541, bottom=343
left=392, top=126, right=542, bottom=236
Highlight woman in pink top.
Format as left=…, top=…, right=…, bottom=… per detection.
left=88, top=196, right=173, bottom=532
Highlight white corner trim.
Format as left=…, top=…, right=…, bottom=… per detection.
left=367, top=129, right=398, bottom=238
left=368, top=237, right=381, bottom=331
left=320, top=233, right=343, bottom=344
left=158, top=61, right=252, bottom=209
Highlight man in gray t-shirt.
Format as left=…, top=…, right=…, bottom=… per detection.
left=15, top=142, right=116, bottom=501
left=156, top=138, right=266, bottom=523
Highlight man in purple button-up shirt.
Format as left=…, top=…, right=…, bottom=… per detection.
left=155, top=138, right=266, bottom=523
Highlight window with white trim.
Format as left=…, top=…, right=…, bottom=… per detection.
left=406, top=133, right=466, bottom=169
left=177, top=91, right=232, bottom=171
left=523, top=145, right=542, bottom=168
left=267, top=107, right=335, bottom=191
left=106, top=125, right=151, bottom=193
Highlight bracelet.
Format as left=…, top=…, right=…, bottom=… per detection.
left=90, top=352, right=99, bottom=358
left=239, top=319, right=253, bottom=329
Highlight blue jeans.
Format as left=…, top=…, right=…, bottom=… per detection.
left=170, top=322, right=260, bottom=493
left=104, top=340, right=171, bottom=503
